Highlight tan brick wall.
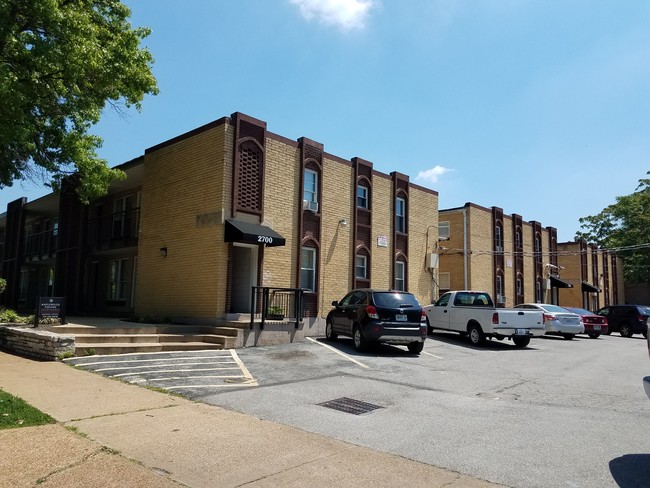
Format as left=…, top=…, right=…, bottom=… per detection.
left=438, top=209, right=467, bottom=292
left=408, top=186, right=438, bottom=306
left=135, top=124, right=229, bottom=321
left=319, top=158, right=354, bottom=313
left=467, top=206, right=493, bottom=293
left=259, top=138, right=301, bottom=289
left=558, top=242, right=583, bottom=307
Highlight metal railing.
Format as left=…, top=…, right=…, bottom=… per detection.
left=24, top=230, right=58, bottom=261
left=86, top=208, right=140, bottom=250
left=250, top=287, right=305, bottom=329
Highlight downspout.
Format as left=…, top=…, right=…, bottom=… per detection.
left=463, top=207, right=468, bottom=290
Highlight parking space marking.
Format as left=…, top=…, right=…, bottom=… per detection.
left=65, top=349, right=258, bottom=390
left=306, top=337, right=369, bottom=369
left=421, top=351, right=444, bottom=359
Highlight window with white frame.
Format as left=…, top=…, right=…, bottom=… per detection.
left=355, top=254, right=367, bottom=279
left=517, top=276, right=523, bottom=296
left=439, top=221, right=450, bottom=240
left=495, top=225, right=503, bottom=253
left=535, top=280, right=542, bottom=303
left=300, top=247, right=317, bottom=291
left=496, top=275, right=504, bottom=303
left=303, top=170, right=318, bottom=203
left=357, top=185, right=368, bottom=209
left=109, top=258, right=128, bottom=300
left=438, top=272, right=450, bottom=291
left=395, top=260, right=405, bottom=291
left=396, top=197, right=406, bottom=233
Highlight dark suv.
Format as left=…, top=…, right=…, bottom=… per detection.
left=326, top=289, right=427, bottom=354
left=595, top=305, right=650, bottom=338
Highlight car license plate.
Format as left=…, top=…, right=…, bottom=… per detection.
left=515, top=328, right=526, bottom=335
left=593, top=325, right=601, bottom=331
left=395, top=314, right=407, bottom=321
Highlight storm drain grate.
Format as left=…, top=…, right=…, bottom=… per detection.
left=317, top=397, right=384, bottom=415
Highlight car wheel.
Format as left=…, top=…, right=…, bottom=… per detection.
left=407, top=342, right=424, bottom=354
left=353, top=325, right=368, bottom=352
left=588, top=333, right=600, bottom=339
left=619, top=323, right=633, bottom=337
left=426, top=317, right=433, bottom=336
left=512, top=336, right=530, bottom=348
left=468, top=323, right=485, bottom=346
left=562, top=334, right=575, bottom=340
left=325, top=320, right=338, bottom=341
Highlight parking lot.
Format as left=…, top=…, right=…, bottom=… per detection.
left=68, top=332, right=650, bottom=488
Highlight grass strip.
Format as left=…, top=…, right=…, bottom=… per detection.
left=0, top=389, right=55, bottom=430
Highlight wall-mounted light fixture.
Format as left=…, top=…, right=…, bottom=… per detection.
left=339, top=218, right=348, bottom=227
left=160, top=247, right=168, bottom=257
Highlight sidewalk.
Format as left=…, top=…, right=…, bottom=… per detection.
left=0, top=350, right=506, bottom=488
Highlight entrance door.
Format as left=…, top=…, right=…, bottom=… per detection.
left=231, top=244, right=258, bottom=313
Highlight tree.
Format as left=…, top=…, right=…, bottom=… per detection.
left=575, top=172, right=650, bottom=283
left=0, top=0, right=158, bottom=202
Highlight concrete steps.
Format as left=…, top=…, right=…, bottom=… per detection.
left=52, top=321, right=246, bottom=356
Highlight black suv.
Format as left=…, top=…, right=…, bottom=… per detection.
left=325, top=289, right=427, bottom=353
left=595, top=305, right=650, bottom=338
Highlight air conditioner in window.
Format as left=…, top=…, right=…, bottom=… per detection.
left=303, top=200, right=318, bottom=213
left=497, top=295, right=507, bottom=305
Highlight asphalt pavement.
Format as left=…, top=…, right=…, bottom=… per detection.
left=0, top=349, right=505, bottom=488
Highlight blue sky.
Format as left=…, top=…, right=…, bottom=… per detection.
left=3, top=0, right=649, bottom=242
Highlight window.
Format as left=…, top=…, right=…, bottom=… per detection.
left=357, top=185, right=368, bottom=209
left=438, top=272, right=450, bottom=291
left=496, top=275, right=504, bottom=303
left=535, top=280, right=542, bottom=303
left=109, top=258, right=128, bottom=300
left=395, top=260, right=405, bottom=291
left=439, top=221, right=450, bottom=240
left=355, top=254, right=367, bottom=279
left=396, top=197, right=406, bottom=233
left=515, top=229, right=521, bottom=249
left=112, top=195, right=133, bottom=239
left=495, top=226, right=503, bottom=253
left=517, top=277, right=523, bottom=296
left=303, top=170, right=318, bottom=203
left=300, top=247, right=317, bottom=291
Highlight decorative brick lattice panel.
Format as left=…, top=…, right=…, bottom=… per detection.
left=237, top=143, right=262, bottom=212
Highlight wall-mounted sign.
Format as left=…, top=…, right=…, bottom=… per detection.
left=506, top=259, right=513, bottom=268
left=377, top=235, right=388, bottom=247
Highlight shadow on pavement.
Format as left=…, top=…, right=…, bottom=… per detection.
left=609, top=453, right=650, bottom=487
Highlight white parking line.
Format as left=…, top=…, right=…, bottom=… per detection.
left=94, top=361, right=234, bottom=372
left=421, top=351, right=444, bottom=359
left=306, top=337, right=369, bottom=369
left=71, top=354, right=233, bottom=367
left=112, top=367, right=240, bottom=377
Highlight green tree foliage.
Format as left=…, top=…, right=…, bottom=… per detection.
left=0, top=0, right=158, bottom=202
left=575, top=172, right=650, bottom=282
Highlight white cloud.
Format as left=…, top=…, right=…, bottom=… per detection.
left=290, top=0, right=378, bottom=30
left=415, top=165, right=452, bottom=185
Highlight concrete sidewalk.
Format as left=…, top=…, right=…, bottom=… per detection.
left=0, top=351, right=506, bottom=488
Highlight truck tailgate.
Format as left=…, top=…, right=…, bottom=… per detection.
left=497, top=310, right=544, bottom=329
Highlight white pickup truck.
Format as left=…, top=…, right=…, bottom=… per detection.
left=424, top=290, right=545, bottom=347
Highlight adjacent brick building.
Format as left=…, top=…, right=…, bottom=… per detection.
left=1, top=112, right=440, bottom=333
left=436, top=203, right=624, bottom=309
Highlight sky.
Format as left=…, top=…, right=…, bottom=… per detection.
left=2, top=0, right=650, bottom=242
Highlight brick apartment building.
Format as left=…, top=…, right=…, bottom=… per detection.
left=436, top=203, right=623, bottom=309
left=0, top=112, right=439, bottom=332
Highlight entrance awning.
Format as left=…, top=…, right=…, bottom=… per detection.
left=581, top=281, right=600, bottom=293
left=224, top=219, right=286, bottom=247
left=550, top=275, right=573, bottom=288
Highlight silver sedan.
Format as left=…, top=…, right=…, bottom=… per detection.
left=514, top=303, right=584, bottom=340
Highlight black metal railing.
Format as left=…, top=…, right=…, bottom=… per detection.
left=86, top=208, right=140, bottom=251
left=250, top=287, right=305, bottom=329
left=24, top=230, right=58, bottom=261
